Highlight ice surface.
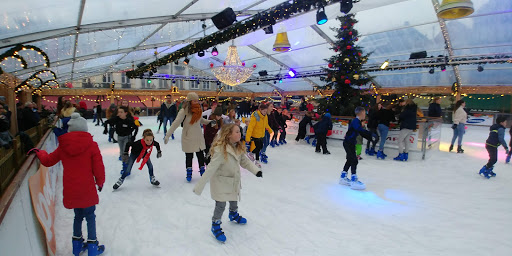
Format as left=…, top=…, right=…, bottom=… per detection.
left=53, top=116, right=512, bottom=255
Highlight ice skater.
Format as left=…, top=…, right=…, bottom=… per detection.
left=479, top=116, right=509, bottom=178
left=313, top=113, right=332, bottom=155
left=193, top=123, right=262, bottom=243
left=30, top=113, right=106, bottom=256
left=295, top=111, right=313, bottom=142
left=340, top=107, right=376, bottom=190
left=113, top=129, right=162, bottom=189
left=103, top=106, right=138, bottom=175
left=245, top=103, right=273, bottom=167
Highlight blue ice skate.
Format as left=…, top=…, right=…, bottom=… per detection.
left=270, top=141, right=276, bottom=148
left=260, top=153, right=268, bottom=164
left=478, top=166, right=491, bottom=179
left=506, top=154, right=511, bottom=164
left=350, top=174, right=366, bottom=190
left=87, top=240, right=105, bottom=256
left=199, top=166, right=205, bottom=176
left=312, top=139, right=317, bottom=147
left=376, top=150, right=386, bottom=160
left=211, top=220, right=226, bottom=243
left=171, top=134, right=175, bottom=140
left=72, top=236, right=87, bottom=256
left=339, top=171, right=350, bottom=186
left=393, top=153, right=405, bottom=161
left=403, top=152, right=409, bottom=161
left=305, top=136, right=311, bottom=144
left=186, top=167, right=193, bottom=182
left=366, top=147, right=377, bottom=156
left=229, top=211, right=247, bottom=224
left=279, top=140, right=284, bottom=145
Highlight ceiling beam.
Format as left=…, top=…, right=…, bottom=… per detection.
left=310, top=24, right=334, bottom=45
left=70, top=0, right=87, bottom=83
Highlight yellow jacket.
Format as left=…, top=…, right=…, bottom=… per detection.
left=245, top=110, right=273, bottom=142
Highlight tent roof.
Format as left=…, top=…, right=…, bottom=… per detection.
left=1, top=0, right=511, bottom=92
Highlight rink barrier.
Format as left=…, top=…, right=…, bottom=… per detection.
left=0, top=118, right=55, bottom=256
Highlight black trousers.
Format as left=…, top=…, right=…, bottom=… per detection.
left=485, top=145, right=498, bottom=169
left=343, top=141, right=358, bottom=175
left=186, top=151, right=205, bottom=168
left=315, top=133, right=328, bottom=153
left=280, top=130, right=287, bottom=141
left=205, top=144, right=212, bottom=165
left=251, top=137, right=263, bottom=160
left=271, top=130, right=279, bottom=141
left=366, top=127, right=379, bottom=149
left=295, top=126, right=307, bottom=141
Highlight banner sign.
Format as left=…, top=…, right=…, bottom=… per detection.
left=466, top=114, right=494, bottom=126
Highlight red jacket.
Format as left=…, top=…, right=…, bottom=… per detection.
left=36, top=131, right=105, bottom=209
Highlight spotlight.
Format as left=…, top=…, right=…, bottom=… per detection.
left=380, top=60, right=389, bottom=70
left=152, top=67, right=157, bottom=73
left=148, top=71, right=153, bottom=76
left=257, top=82, right=260, bottom=85
left=263, top=26, right=273, bottom=34
left=274, top=80, right=277, bottom=84
left=147, top=79, right=152, bottom=84
left=340, top=0, right=353, bottom=14
left=429, top=68, right=435, bottom=74
left=172, top=79, right=176, bottom=84
left=198, top=50, right=205, bottom=57
left=477, top=66, right=484, bottom=72
left=279, top=78, right=283, bottom=83
left=258, top=70, right=268, bottom=76
left=174, top=60, right=179, bottom=65
left=183, top=58, right=190, bottom=65
left=217, top=81, right=220, bottom=85
left=288, top=69, right=296, bottom=77
left=197, top=80, right=200, bottom=84
left=211, top=47, right=218, bottom=56
left=316, top=7, right=328, bottom=25
left=440, top=65, right=446, bottom=72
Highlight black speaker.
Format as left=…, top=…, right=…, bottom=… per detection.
left=409, top=51, right=427, bottom=59
left=212, top=8, right=237, bottom=30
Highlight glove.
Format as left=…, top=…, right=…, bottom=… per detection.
left=97, top=185, right=103, bottom=192
left=210, top=120, right=217, bottom=126
left=246, top=142, right=251, bottom=152
left=27, top=148, right=40, bottom=156
left=122, top=153, right=129, bottom=163
left=103, top=127, right=108, bottom=134
left=279, top=129, right=284, bottom=133
left=256, top=171, right=263, bottom=178
left=157, top=151, right=162, bottom=158
left=451, top=124, right=457, bottom=129
left=506, top=148, right=510, bottom=155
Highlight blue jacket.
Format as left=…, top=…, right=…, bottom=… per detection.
left=428, top=103, right=442, bottom=117
left=486, top=124, right=508, bottom=149
left=399, top=104, right=417, bottom=130
left=160, top=102, right=177, bottom=119
left=344, top=117, right=372, bottom=145
left=313, top=115, right=333, bottom=134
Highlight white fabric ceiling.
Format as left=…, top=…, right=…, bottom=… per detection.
left=1, top=0, right=511, bottom=92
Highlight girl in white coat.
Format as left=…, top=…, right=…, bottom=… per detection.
left=450, top=100, right=468, bottom=153
left=193, top=123, right=262, bottom=243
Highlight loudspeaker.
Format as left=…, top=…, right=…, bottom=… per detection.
left=409, top=51, right=427, bottom=59
left=263, top=26, right=273, bottom=34
left=212, top=8, right=237, bottom=30
left=258, top=70, right=268, bottom=76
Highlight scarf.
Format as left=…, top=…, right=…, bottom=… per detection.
left=189, top=102, right=202, bottom=124
left=136, top=140, right=153, bottom=170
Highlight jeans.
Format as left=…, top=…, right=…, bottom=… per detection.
left=73, top=206, right=96, bottom=240
left=261, top=131, right=270, bottom=154
left=162, top=116, right=175, bottom=135
left=212, top=201, right=238, bottom=222
left=366, top=127, right=379, bottom=149
left=122, top=154, right=154, bottom=178
left=451, top=123, right=465, bottom=146
left=118, top=135, right=131, bottom=159
left=377, top=124, right=389, bottom=151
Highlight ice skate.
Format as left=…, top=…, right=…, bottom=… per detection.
left=229, top=211, right=247, bottom=224
left=376, top=150, right=386, bottom=160
left=150, top=176, right=160, bottom=186
left=86, top=240, right=105, bottom=256
left=199, top=166, right=206, bottom=176
left=113, top=177, right=124, bottom=190
left=349, top=174, right=366, bottom=190
left=72, top=236, right=87, bottom=256
left=478, top=166, right=491, bottom=179
left=211, top=220, right=226, bottom=243
left=339, top=171, right=350, bottom=186
left=186, top=167, right=193, bottom=182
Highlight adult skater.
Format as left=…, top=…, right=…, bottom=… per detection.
left=450, top=100, right=467, bottom=153
left=340, top=107, right=376, bottom=190
left=245, top=103, right=273, bottom=167
left=164, top=92, right=214, bottom=182
left=295, top=111, right=313, bottom=142
left=30, top=113, right=106, bottom=256
left=394, top=99, right=417, bottom=162
left=365, top=102, right=381, bottom=156
left=160, top=94, right=177, bottom=139
left=103, top=106, right=138, bottom=174
left=479, top=116, right=509, bottom=178
left=113, top=129, right=162, bottom=189
left=375, top=103, right=395, bottom=159
left=313, top=112, right=333, bottom=154
left=193, top=123, right=262, bottom=243
left=428, top=97, right=442, bottom=117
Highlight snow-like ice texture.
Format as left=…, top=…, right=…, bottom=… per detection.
left=53, top=116, right=512, bottom=256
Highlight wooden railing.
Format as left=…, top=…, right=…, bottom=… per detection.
left=0, top=118, right=50, bottom=196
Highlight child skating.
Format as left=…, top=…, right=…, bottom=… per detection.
left=30, top=113, right=106, bottom=255
left=193, top=123, right=263, bottom=243
left=479, top=116, right=509, bottom=178
left=340, top=107, right=376, bottom=190
left=113, top=129, right=163, bottom=189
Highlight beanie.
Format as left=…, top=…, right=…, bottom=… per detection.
left=67, top=113, right=88, bottom=132
left=186, top=92, right=199, bottom=101
left=324, top=113, right=331, bottom=119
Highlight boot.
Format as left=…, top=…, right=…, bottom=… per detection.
left=199, top=166, right=205, bottom=176
left=507, top=154, right=511, bottom=164
left=312, top=139, right=317, bottom=147
left=339, top=171, right=350, bottom=186
left=229, top=211, right=247, bottom=224
left=488, top=167, right=496, bottom=177
left=279, top=140, right=284, bottom=145
left=260, top=153, right=268, bottom=164
left=87, top=240, right=105, bottom=256
left=72, top=236, right=87, bottom=256
left=376, top=150, right=386, bottom=160
left=211, top=220, right=226, bottom=242
left=457, top=145, right=464, bottom=153
left=368, top=147, right=377, bottom=156
left=186, top=168, right=193, bottom=182
left=113, top=177, right=124, bottom=190
left=449, top=144, right=453, bottom=152
left=479, top=166, right=491, bottom=179
left=282, top=139, right=287, bottom=144
left=350, top=174, right=366, bottom=190
left=305, top=136, right=310, bottom=144
left=270, top=141, right=275, bottom=148
left=394, top=153, right=405, bottom=161
left=150, top=176, right=160, bottom=186
left=171, top=134, right=174, bottom=140
left=403, top=152, right=409, bottom=161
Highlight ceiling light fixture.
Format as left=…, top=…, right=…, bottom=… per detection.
left=316, top=6, right=328, bottom=25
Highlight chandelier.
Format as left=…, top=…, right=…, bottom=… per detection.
left=211, top=45, right=254, bottom=86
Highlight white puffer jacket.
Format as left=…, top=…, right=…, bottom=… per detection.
left=452, top=107, right=467, bottom=125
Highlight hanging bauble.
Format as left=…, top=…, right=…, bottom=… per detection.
left=210, top=63, right=214, bottom=68
left=223, top=61, right=226, bottom=66
left=343, top=26, right=347, bottom=29
left=242, top=62, right=245, bottom=66
left=253, top=64, right=257, bottom=68
left=353, top=74, right=360, bottom=80
left=328, top=63, right=333, bottom=68
left=349, top=32, right=353, bottom=35
left=355, top=38, right=359, bottom=41
left=358, top=52, right=362, bottom=56
left=347, top=45, right=352, bottom=50
left=345, top=79, right=351, bottom=84
left=334, top=49, right=338, bottom=52
left=337, top=46, right=341, bottom=49
left=344, top=58, right=350, bottom=63
left=327, top=73, right=332, bottom=79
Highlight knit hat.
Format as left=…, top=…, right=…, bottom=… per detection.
left=68, top=113, right=88, bottom=132
left=324, top=113, right=331, bottom=119
left=186, top=92, right=199, bottom=101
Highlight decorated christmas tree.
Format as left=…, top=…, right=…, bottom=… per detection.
left=317, top=14, right=373, bottom=116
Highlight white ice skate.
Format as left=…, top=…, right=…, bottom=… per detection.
left=349, top=175, right=366, bottom=190
left=254, top=160, right=262, bottom=168
left=247, top=152, right=255, bottom=162
left=339, top=177, right=350, bottom=186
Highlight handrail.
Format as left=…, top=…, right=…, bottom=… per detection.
left=0, top=118, right=56, bottom=224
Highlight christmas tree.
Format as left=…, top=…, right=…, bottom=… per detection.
left=317, top=14, right=373, bottom=116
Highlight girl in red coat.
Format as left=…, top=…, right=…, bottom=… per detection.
left=31, top=113, right=105, bottom=256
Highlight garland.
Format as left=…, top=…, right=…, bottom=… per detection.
left=127, top=0, right=362, bottom=78
left=0, top=44, right=51, bottom=75
left=15, top=69, right=57, bottom=93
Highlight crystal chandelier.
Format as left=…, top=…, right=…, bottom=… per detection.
left=211, top=45, right=254, bottom=86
